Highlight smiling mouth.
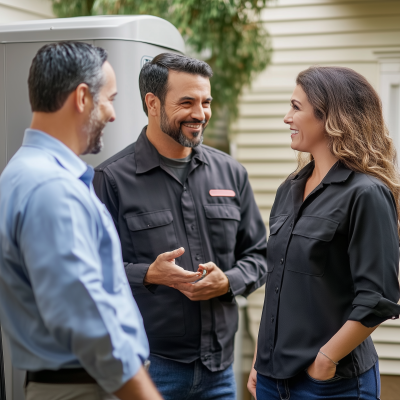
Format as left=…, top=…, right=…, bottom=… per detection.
left=182, top=123, right=203, bottom=129
left=291, top=129, right=299, bottom=135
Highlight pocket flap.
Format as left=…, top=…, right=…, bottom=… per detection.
left=293, top=216, right=339, bottom=242
left=203, top=204, right=241, bottom=221
left=269, top=215, right=289, bottom=235
left=125, top=210, right=173, bottom=231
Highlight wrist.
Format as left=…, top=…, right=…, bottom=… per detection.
left=316, top=351, right=337, bottom=369
left=143, top=263, right=155, bottom=285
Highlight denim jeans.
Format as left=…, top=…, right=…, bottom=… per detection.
left=148, top=354, right=236, bottom=400
left=256, top=362, right=381, bottom=400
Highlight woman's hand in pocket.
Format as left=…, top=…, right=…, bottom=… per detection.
left=307, top=352, right=337, bottom=381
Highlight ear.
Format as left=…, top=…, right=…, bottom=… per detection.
left=74, top=83, right=92, bottom=114
left=145, top=93, right=160, bottom=117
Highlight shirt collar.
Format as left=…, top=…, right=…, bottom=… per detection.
left=292, top=160, right=352, bottom=185
left=135, top=126, right=209, bottom=174
left=22, top=129, right=91, bottom=184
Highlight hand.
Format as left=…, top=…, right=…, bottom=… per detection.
left=247, top=366, right=257, bottom=399
left=307, top=351, right=337, bottom=381
left=144, top=248, right=201, bottom=286
left=172, top=262, right=230, bottom=301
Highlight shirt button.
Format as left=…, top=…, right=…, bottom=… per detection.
left=183, top=186, right=187, bottom=191
left=280, top=258, right=284, bottom=264
left=289, top=222, right=293, bottom=228
left=271, top=317, right=275, bottom=323
left=275, top=287, right=279, bottom=293
left=195, top=255, right=200, bottom=260
left=191, top=224, right=195, bottom=230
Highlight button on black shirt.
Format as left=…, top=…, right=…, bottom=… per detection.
left=255, top=161, right=400, bottom=379
left=93, top=128, right=267, bottom=371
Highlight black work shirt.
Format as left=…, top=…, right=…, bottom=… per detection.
left=255, top=161, right=400, bottom=379
left=93, top=128, right=267, bottom=371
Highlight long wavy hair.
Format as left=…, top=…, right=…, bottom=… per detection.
left=295, top=66, right=400, bottom=236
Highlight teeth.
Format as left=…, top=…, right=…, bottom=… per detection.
left=185, top=124, right=201, bottom=128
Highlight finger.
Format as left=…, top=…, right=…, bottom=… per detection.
left=173, top=282, right=195, bottom=292
left=159, top=247, right=185, bottom=261
left=170, top=267, right=201, bottom=282
left=198, top=262, right=215, bottom=272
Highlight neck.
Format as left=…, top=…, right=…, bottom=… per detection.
left=311, top=145, right=338, bottom=182
left=146, top=119, right=192, bottom=159
left=30, top=111, right=82, bottom=155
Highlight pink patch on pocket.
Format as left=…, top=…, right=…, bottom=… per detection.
left=209, top=189, right=236, bottom=197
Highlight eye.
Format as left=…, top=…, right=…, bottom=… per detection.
left=291, top=102, right=299, bottom=111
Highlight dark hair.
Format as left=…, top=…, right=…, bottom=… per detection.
left=28, top=41, right=108, bottom=112
left=295, top=66, right=400, bottom=236
left=139, top=53, right=213, bottom=115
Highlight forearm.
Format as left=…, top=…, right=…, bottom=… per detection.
left=321, top=320, right=379, bottom=362
left=114, top=367, right=162, bottom=400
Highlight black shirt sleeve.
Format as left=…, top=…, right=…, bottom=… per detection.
left=224, top=169, right=268, bottom=297
left=347, top=184, right=400, bottom=327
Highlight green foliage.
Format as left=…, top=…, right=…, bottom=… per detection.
left=52, top=0, right=271, bottom=121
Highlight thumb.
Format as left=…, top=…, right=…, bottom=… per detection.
left=160, top=247, right=185, bottom=261
left=198, top=262, right=215, bottom=273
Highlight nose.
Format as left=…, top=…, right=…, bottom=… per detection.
left=108, top=105, right=116, bottom=123
left=191, top=103, right=206, bottom=122
left=283, top=107, right=294, bottom=125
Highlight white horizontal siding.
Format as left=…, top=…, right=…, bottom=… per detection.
left=0, top=0, right=54, bottom=25
left=234, top=0, right=400, bottom=375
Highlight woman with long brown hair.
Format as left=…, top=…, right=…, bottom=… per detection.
left=247, top=66, right=400, bottom=399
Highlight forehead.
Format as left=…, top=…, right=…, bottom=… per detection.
left=101, top=61, right=117, bottom=90
left=291, top=84, right=306, bottom=101
left=166, top=70, right=211, bottom=98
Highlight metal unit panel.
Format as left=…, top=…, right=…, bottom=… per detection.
left=0, top=44, right=5, bottom=174
left=82, top=40, right=179, bottom=167
left=0, top=16, right=185, bottom=53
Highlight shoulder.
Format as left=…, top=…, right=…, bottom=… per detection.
left=1, top=147, right=71, bottom=198
left=95, top=142, right=136, bottom=173
left=201, top=145, right=247, bottom=175
left=348, top=171, right=392, bottom=197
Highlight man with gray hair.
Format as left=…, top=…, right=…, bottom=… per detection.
left=94, top=53, right=267, bottom=399
left=0, top=42, right=162, bottom=400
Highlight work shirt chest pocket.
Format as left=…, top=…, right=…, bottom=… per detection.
left=204, top=204, right=241, bottom=271
left=267, top=215, right=288, bottom=272
left=125, top=209, right=178, bottom=264
left=287, top=216, right=339, bottom=276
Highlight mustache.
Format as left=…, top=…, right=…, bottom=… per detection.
left=181, top=119, right=207, bottom=125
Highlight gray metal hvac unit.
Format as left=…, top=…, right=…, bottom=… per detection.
left=0, top=15, right=185, bottom=173
left=0, top=15, right=185, bottom=400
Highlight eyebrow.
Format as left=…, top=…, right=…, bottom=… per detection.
left=178, top=96, right=213, bottom=102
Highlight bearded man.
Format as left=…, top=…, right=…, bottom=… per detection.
left=0, top=42, right=162, bottom=400
left=93, top=53, right=268, bottom=400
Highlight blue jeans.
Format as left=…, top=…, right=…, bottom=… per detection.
left=148, top=354, right=236, bottom=400
left=256, top=362, right=381, bottom=400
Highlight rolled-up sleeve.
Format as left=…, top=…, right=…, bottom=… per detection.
left=20, top=179, right=149, bottom=393
left=347, top=184, right=400, bottom=327
left=224, top=169, right=268, bottom=297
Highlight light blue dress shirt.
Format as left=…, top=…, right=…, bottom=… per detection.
left=0, top=129, right=149, bottom=393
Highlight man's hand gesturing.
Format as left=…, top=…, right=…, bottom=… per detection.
left=172, top=262, right=230, bottom=301
left=144, top=247, right=201, bottom=286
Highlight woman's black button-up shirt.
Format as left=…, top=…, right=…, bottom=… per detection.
left=255, top=161, right=400, bottom=379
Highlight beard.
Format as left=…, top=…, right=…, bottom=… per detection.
left=81, top=103, right=107, bottom=155
left=160, top=104, right=207, bottom=148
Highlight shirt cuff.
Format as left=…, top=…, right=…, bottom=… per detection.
left=348, top=292, right=400, bottom=327
left=224, top=268, right=246, bottom=297
left=124, top=263, right=158, bottom=295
